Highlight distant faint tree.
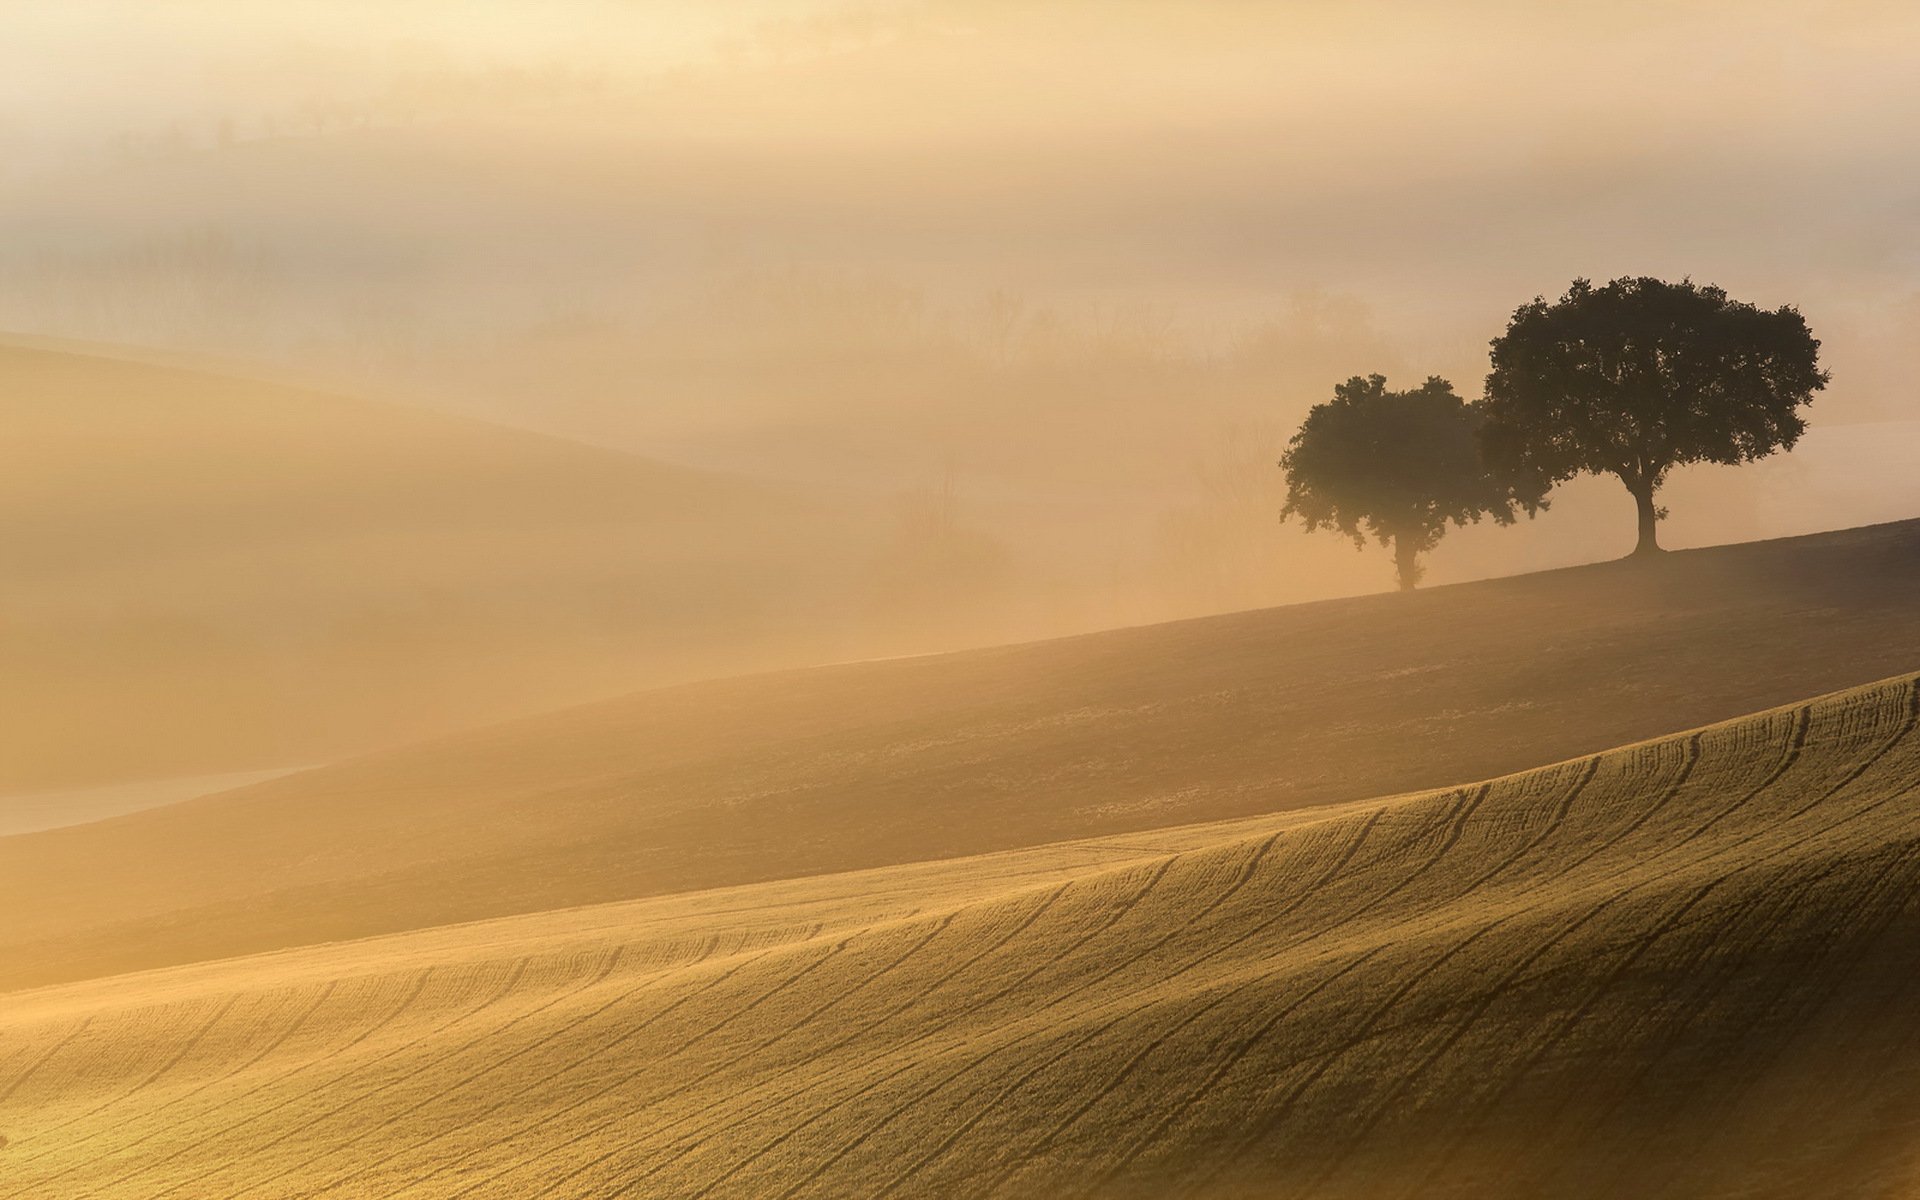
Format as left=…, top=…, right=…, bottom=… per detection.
left=1154, top=418, right=1292, bottom=612
left=868, top=468, right=1011, bottom=643
left=1481, top=277, right=1827, bottom=556
left=1281, top=375, right=1539, bottom=591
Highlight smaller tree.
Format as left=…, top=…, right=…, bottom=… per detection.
left=1281, top=374, right=1538, bottom=591
left=1481, top=277, right=1827, bottom=555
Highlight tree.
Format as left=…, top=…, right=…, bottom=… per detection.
left=1481, top=277, right=1827, bottom=556
left=1281, top=374, right=1538, bottom=591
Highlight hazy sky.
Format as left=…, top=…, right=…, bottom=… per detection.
left=4, top=0, right=1919, bottom=600
left=7, top=1, right=1920, bottom=789
left=6, top=2, right=1916, bottom=346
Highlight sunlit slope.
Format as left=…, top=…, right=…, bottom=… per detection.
left=7, top=519, right=1920, bottom=991
left=4, top=675, right=1920, bottom=1198
left=0, top=340, right=852, bottom=791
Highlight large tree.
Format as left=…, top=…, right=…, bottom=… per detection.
left=1481, top=276, right=1827, bottom=556
left=1281, top=374, right=1538, bottom=591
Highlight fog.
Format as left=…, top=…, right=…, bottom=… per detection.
left=6, top=0, right=1920, bottom=786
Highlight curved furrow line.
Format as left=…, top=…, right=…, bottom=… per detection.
left=1657, top=706, right=1813, bottom=861
left=1742, top=681, right=1920, bottom=839
left=1626, top=687, right=1920, bottom=911
left=1259, top=741, right=1697, bottom=963
left=1095, top=713, right=1864, bottom=1195
left=809, top=1010, right=1139, bottom=1200
left=389, top=928, right=883, bottom=1200
left=1154, top=743, right=1593, bottom=1119
left=129, top=965, right=447, bottom=1200
left=1546, top=733, right=1704, bottom=885
left=1061, top=937, right=1392, bottom=1199
left=1455, top=756, right=1601, bottom=896
left=0, top=980, right=343, bottom=1187
left=292, top=931, right=822, bottom=1199
left=435, top=898, right=998, bottom=1200
left=1405, top=704, right=1920, bottom=1196
left=1556, top=834, right=1920, bottom=1166
left=702, top=795, right=1478, bottom=1200
left=110, top=964, right=480, bottom=1196
left=1244, top=874, right=1722, bottom=1195
left=1557, top=697, right=1905, bottom=918
left=1369, top=851, right=1850, bottom=1200
left=18, top=995, right=241, bottom=1147
left=857, top=799, right=1498, bottom=1200
left=1074, top=803, right=1529, bottom=1193
left=206, top=944, right=645, bottom=1200
left=619, top=853, right=1192, bottom=1200
left=679, top=734, right=1718, bottom=1198
left=590, top=865, right=1169, bottom=1200
left=519, top=886, right=1076, bottom=1200
left=955, top=974, right=1255, bottom=1198
left=1257, top=709, right=1920, bottom=1197
left=1087, top=900, right=1572, bottom=1200
left=401, top=944, right=791, bottom=1198
left=1356, top=861, right=1836, bottom=1200
left=856, top=821, right=1391, bottom=1200
left=927, top=829, right=1286, bottom=1056
left=921, top=822, right=1400, bottom=1198
left=1318, top=784, right=1489, bottom=928
left=1413, top=768, right=1904, bottom=1198
left=1510, top=841, right=1920, bottom=1196
left=1682, top=836, right=1920, bottom=1158
left=0, top=1016, right=92, bottom=1111
left=859, top=836, right=1293, bottom=1200
left=0, top=1041, right=33, bottom=1090
left=657, top=812, right=1403, bottom=1200
left=1156, top=897, right=1558, bottom=1200
left=1746, top=831, right=1920, bottom=1062
left=1490, top=691, right=1901, bottom=941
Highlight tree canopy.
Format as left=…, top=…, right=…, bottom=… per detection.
left=1481, top=276, right=1827, bottom=555
left=1281, top=374, right=1538, bottom=590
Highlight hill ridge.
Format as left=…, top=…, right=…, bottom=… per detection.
left=0, top=338, right=856, bottom=795
left=9, top=517, right=1920, bottom=992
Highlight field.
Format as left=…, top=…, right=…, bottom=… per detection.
left=4, top=672, right=1918, bottom=1198
left=6, top=518, right=1920, bottom=992
left=0, top=338, right=855, bottom=794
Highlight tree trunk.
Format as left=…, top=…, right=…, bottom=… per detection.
left=1393, top=534, right=1421, bottom=591
left=1630, top=480, right=1663, bottom=556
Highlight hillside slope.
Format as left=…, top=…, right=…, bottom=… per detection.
left=0, top=340, right=858, bottom=792
left=2, top=673, right=1917, bottom=1198
left=5, top=519, right=1920, bottom=990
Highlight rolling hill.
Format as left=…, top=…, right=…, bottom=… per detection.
left=2, top=671, right=1916, bottom=1198
left=0, top=338, right=862, bottom=793
left=4, top=518, right=1920, bottom=991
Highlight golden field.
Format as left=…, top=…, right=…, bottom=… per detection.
left=8, top=514, right=1920, bottom=992
left=4, top=673, right=1917, bottom=1198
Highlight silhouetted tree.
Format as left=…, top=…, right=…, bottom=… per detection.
left=1481, top=277, right=1827, bottom=556
left=1281, top=375, right=1536, bottom=591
